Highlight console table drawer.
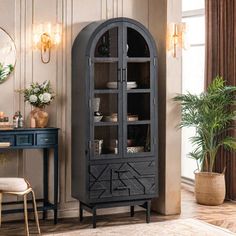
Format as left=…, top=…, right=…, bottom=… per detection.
left=16, top=134, right=33, bottom=146
left=37, top=133, right=57, bottom=145
left=0, top=135, right=15, bottom=146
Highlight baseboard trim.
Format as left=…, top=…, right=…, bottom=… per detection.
left=181, top=176, right=194, bottom=193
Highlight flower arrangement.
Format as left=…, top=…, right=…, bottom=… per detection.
left=21, top=80, right=55, bottom=108
left=0, top=62, right=13, bottom=83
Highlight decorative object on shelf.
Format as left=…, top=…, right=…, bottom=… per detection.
left=127, top=146, right=144, bottom=154
left=30, top=108, right=48, bottom=128
left=33, top=23, right=62, bottom=64
left=93, top=98, right=103, bottom=122
left=166, top=22, right=188, bottom=58
left=174, top=76, right=236, bottom=205
left=18, top=80, right=55, bottom=128
left=103, top=113, right=138, bottom=122
left=94, top=139, right=103, bottom=155
left=98, top=35, right=110, bottom=57
left=94, top=114, right=103, bottom=122
left=0, top=27, right=16, bottom=84
left=93, top=98, right=100, bottom=112
left=18, top=111, right=24, bottom=128
left=0, top=112, right=12, bottom=129
left=106, top=81, right=137, bottom=89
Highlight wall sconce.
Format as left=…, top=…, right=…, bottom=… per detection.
left=167, top=22, right=188, bottom=58
left=33, top=23, right=62, bottom=64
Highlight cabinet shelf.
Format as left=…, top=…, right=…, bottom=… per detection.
left=127, top=120, right=151, bottom=125
left=94, top=89, right=119, bottom=94
left=93, top=57, right=119, bottom=63
left=126, top=89, right=151, bottom=93
left=94, top=121, right=119, bottom=126
left=127, top=57, right=151, bottom=63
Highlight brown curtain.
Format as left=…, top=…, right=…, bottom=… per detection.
left=205, top=0, right=236, bottom=200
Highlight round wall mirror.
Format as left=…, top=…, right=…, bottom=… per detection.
left=0, top=28, right=16, bottom=84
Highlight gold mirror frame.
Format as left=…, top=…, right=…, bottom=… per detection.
left=0, top=27, right=16, bottom=84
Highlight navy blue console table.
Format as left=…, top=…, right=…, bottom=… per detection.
left=0, top=127, right=59, bottom=224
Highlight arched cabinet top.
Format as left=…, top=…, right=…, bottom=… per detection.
left=72, top=17, right=157, bottom=59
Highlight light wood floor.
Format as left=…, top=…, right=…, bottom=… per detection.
left=0, top=188, right=236, bottom=235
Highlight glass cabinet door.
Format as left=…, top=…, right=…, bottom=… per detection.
left=91, top=26, right=122, bottom=158
left=123, top=26, right=154, bottom=157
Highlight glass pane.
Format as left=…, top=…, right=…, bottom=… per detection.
left=182, top=0, right=204, bottom=11
left=94, top=126, right=118, bottom=155
left=182, top=45, right=205, bottom=94
left=127, top=93, right=150, bottom=121
left=182, top=16, right=205, bottom=45
left=95, top=27, right=118, bottom=57
left=127, top=28, right=150, bottom=57
left=94, top=94, right=118, bottom=122
left=127, top=124, right=151, bottom=153
left=127, top=62, right=150, bottom=89
left=94, top=62, right=118, bottom=89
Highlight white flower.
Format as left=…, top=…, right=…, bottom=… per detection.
left=29, top=95, right=38, bottom=103
left=34, top=88, right=40, bottom=93
left=39, top=92, right=51, bottom=103
left=3, top=65, right=10, bottom=75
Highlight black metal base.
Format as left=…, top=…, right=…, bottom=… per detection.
left=79, top=200, right=151, bottom=228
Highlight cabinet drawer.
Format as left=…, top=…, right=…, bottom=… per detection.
left=36, top=133, right=57, bottom=145
left=16, top=134, right=33, bottom=146
left=0, top=135, right=15, bottom=146
left=89, top=177, right=156, bottom=200
left=89, top=161, right=156, bottom=182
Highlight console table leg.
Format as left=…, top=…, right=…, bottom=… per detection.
left=92, top=207, right=96, bottom=228
left=146, top=201, right=151, bottom=223
left=54, top=147, right=59, bottom=224
left=43, top=148, right=49, bottom=220
left=130, top=206, right=134, bottom=217
left=79, top=202, right=83, bottom=222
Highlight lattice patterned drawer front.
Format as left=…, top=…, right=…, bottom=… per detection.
left=89, top=161, right=156, bottom=182
left=89, top=177, right=156, bottom=200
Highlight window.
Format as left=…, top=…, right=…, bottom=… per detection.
left=181, top=1, right=205, bottom=180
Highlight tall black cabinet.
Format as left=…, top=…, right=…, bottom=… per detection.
left=72, top=17, right=158, bottom=228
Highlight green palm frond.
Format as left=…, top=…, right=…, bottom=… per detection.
left=174, top=76, right=236, bottom=172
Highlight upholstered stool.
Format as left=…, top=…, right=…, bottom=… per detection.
left=0, top=178, right=41, bottom=236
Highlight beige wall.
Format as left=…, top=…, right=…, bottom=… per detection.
left=0, top=0, right=181, bottom=219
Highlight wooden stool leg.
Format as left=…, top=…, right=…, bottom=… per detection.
left=0, top=193, right=2, bottom=227
left=23, top=194, right=29, bottom=236
left=31, top=190, right=41, bottom=235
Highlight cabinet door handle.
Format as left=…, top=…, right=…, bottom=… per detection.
left=118, top=68, right=122, bottom=83
left=122, top=68, right=127, bottom=82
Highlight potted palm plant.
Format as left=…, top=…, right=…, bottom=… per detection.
left=174, top=76, right=236, bottom=205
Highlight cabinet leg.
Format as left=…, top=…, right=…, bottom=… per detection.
left=92, top=207, right=96, bottom=228
left=146, top=201, right=151, bottom=223
left=130, top=206, right=134, bottom=217
left=79, top=202, right=83, bottom=222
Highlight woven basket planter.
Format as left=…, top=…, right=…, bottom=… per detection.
left=195, top=172, right=226, bottom=206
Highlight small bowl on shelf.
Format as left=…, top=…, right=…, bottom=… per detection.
left=127, top=146, right=144, bottom=153
left=94, top=115, right=103, bottom=122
